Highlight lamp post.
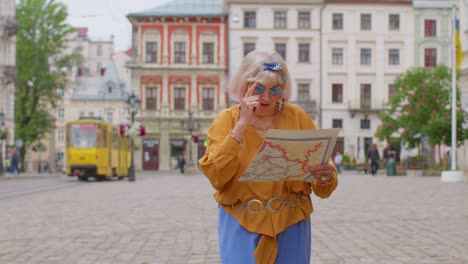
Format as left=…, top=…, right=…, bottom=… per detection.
left=187, top=111, right=194, bottom=163
left=184, top=110, right=198, bottom=175
left=38, top=132, right=42, bottom=174
left=126, top=91, right=140, bottom=182
left=0, top=111, right=4, bottom=176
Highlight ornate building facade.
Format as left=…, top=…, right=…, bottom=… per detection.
left=0, top=0, right=18, bottom=169
left=127, top=0, right=228, bottom=171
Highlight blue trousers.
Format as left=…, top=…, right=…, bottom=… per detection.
left=218, top=207, right=311, bottom=264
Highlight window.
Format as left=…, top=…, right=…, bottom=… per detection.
left=424, top=48, right=437, bottom=67
left=360, top=48, right=371, bottom=65
left=298, top=12, right=310, bottom=29
left=332, top=119, right=343, bottom=128
left=146, top=87, right=157, bottom=110
left=332, top=84, right=343, bottom=103
left=297, top=84, right=310, bottom=102
left=361, top=14, right=371, bottom=30
left=332, top=48, right=343, bottom=65
left=79, top=112, right=84, bottom=117
left=174, top=87, right=185, bottom=110
left=388, top=84, right=397, bottom=100
left=244, top=11, right=256, bottom=28
left=174, top=42, right=186, bottom=63
left=360, top=84, right=371, bottom=109
left=389, top=14, right=400, bottom=30
left=97, top=44, right=102, bottom=56
left=58, top=108, right=64, bottom=120
left=389, top=49, right=400, bottom=65
left=202, top=87, right=215, bottom=110
left=106, top=111, right=113, bottom=124
left=274, top=11, right=287, bottom=29
left=298, top=43, right=309, bottom=62
left=58, top=129, right=64, bottom=142
left=361, top=119, right=371, bottom=129
left=96, top=62, right=102, bottom=73
left=145, top=42, right=158, bottom=63
left=275, top=43, right=286, bottom=60
left=332, top=13, right=343, bottom=30
left=244, top=42, right=255, bottom=57
left=424, top=19, right=436, bottom=37
left=89, top=112, right=94, bottom=117
left=202, top=42, right=214, bottom=64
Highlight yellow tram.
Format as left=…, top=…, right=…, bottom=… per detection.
left=66, top=117, right=130, bottom=181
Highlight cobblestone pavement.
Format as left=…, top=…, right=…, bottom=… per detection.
left=0, top=170, right=466, bottom=264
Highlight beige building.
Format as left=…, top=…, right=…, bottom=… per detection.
left=458, top=0, right=468, bottom=173
left=227, top=0, right=321, bottom=123
left=0, top=0, right=18, bottom=171
left=127, top=0, right=228, bottom=171
left=321, top=0, right=414, bottom=161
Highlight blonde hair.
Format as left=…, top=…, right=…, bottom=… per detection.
left=228, top=50, right=292, bottom=103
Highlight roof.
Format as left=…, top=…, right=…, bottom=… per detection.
left=72, top=59, right=127, bottom=101
left=325, top=0, right=411, bottom=4
left=128, top=0, right=226, bottom=17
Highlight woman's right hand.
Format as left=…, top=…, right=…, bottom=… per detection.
left=239, top=81, right=260, bottom=124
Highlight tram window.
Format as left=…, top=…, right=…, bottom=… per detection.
left=70, top=123, right=97, bottom=148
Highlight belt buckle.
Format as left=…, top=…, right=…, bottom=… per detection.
left=266, top=197, right=285, bottom=213
left=246, top=199, right=264, bottom=215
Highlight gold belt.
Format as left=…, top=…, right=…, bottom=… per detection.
left=230, top=193, right=309, bottom=215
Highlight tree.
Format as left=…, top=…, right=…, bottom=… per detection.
left=15, top=0, right=82, bottom=164
left=375, top=65, right=468, bottom=151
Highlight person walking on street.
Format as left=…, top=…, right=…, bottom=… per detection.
left=177, top=155, right=186, bottom=174
left=10, top=147, right=21, bottom=175
left=334, top=151, right=343, bottom=174
left=367, top=144, right=380, bottom=176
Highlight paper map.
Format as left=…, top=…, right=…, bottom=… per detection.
left=239, top=128, right=340, bottom=182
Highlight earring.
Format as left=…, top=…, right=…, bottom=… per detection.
left=275, top=98, right=285, bottom=112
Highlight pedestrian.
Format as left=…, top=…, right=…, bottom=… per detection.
left=199, top=50, right=338, bottom=264
left=334, top=151, right=343, bottom=174
left=177, top=155, right=185, bottom=174
left=10, top=147, right=21, bottom=175
left=383, top=142, right=400, bottom=165
left=367, top=143, right=380, bottom=175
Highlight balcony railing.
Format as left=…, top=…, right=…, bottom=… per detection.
left=1, top=17, right=20, bottom=38
left=348, top=99, right=384, bottom=117
left=292, top=99, right=317, bottom=119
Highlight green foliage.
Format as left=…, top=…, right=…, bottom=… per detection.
left=342, top=154, right=350, bottom=165
left=375, top=66, right=468, bottom=148
left=15, top=0, right=83, bottom=150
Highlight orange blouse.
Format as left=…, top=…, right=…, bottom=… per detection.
left=199, top=103, right=338, bottom=264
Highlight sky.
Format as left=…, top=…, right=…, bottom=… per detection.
left=58, top=0, right=170, bottom=51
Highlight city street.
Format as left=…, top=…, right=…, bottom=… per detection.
left=0, top=170, right=466, bottom=264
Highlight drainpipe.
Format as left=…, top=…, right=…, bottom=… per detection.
left=319, top=3, right=325, bottom=128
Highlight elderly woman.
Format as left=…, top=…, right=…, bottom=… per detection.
left=199, top=50, right=338, bottom=264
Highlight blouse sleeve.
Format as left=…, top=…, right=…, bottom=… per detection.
left=198, top=110, right=243, bottom=190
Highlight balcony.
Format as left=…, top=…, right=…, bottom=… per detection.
left=1, top=17, right=20, bottom=38
left=293, top=99, right=317, bottom=119
left=348, top=99, right=384, bottom=117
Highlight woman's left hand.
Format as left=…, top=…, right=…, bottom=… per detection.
left=307, top=163, right=336, bottom=184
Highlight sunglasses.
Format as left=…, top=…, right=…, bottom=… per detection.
left=253, top=84, right=284, bottom=96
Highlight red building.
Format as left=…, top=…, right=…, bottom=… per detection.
left=127, top=0, right=228, bottom=171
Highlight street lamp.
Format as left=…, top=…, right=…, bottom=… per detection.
left=0, top=111, right=4, bottom=176
left=126, top=91, right=140, bottom=182
left=38, top=132, right=43, bottom=174
left=187, top=111, right=194, bottom=163
left=184, top=110, right=198, bottom=175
